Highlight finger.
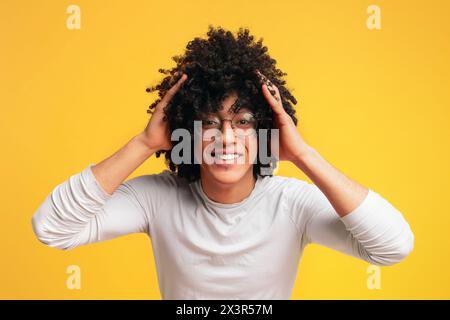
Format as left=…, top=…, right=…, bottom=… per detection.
left=160, top=73, right=188, bottom=105
left=257, top=71, right=284, bottom=113
left=255, top=69, right=270, bottom=88
left=262, top=83, right=285, bottom=115
left=255, top=70, right=275, bottom=89
left=269, top=82, right=282, bottom=102
left=256, top=70, right=280, bottom=100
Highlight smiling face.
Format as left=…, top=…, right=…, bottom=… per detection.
left=196, top=91, right=259, bottom=186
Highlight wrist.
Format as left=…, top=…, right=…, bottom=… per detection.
left=133, top=132, right=157, bottom=156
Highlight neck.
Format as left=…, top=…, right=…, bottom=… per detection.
left=200, top=169, right=257, bottom=204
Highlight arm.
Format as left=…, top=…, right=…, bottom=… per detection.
left=258, top=71, right=414, bottom=265
left=32, top=162, right=150, bottom=250
left=91, top=73, right=187, bottom=195
left=293, top=148, right=414, bottom=266
left=31, top=73, right=188, bottom=250
left=293, top=146, right=369, bottom=218
left=287, top=157, right=414, bottom=266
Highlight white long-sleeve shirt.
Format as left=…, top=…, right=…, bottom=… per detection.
left=32, top=164, right=414, bottom=299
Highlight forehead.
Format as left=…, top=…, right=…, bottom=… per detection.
left=215, top=91, right=251, bottom=116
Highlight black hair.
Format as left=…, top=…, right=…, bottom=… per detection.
left=146, top=25, right=298, bottom=182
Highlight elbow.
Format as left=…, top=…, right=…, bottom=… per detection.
left=31, top=212, right=49, bottom=246
left=390, top=224, right=415, bottom=266
left=368, top=228, right=415, bottom=267
left=398, top=229, right=415, bottom=261
left=31, top=212, right=73, bottom=251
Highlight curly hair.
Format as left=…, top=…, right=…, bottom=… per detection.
left=146, top=25, right=299, bottom=182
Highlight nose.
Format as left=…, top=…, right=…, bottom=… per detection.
left=220, top=120, right=236, bottom=146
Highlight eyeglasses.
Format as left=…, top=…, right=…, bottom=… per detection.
left=199, top=111, right=258, bottom=137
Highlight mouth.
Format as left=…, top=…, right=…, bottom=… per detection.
left=213, top=152, right=243, bottom=160
left=210, top=151, right=244, bottom=164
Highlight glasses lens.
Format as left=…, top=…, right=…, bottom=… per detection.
left=233, top=112, right=256, bottom=133
left=199, top=112, right=257, bottom=137
left=201, top=116, right=221, bottom=130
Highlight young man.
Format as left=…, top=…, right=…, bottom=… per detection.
left=31, top=27, right=414, bottom=299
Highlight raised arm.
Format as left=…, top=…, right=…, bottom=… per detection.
left=31, top=73, right=188, bottom=250
left=287, top=179, right=414, bottom=266
left=91, top=73, right=187, bottom=195
left=257, top=70, right=414, bottom=266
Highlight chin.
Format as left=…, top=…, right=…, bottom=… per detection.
left=201, top=164, right=253, bottom=185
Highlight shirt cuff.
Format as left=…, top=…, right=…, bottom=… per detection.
left=80, top=163, right=113, bottom=201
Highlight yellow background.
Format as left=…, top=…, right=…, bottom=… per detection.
left=1, top=0, right=449, bottom=299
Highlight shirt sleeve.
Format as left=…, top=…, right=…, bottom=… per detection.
left=31, top=164, right=156, bottom=251
left=286, top=179, right=415, bottom=266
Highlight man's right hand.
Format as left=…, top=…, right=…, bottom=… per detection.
left=91, top=73, right=188, bottom=195
left=138, top=73, right=188, bottom=153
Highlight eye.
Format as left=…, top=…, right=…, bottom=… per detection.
left=202, top=119, right=219, bottom=127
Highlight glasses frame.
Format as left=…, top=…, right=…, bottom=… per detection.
left=199, top=111, right=258, bottom=138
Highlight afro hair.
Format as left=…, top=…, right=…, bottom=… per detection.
left=145, top=25, right=299, bottom=182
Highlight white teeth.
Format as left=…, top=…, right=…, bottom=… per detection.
left=215, top=153, right=242, bottom=160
